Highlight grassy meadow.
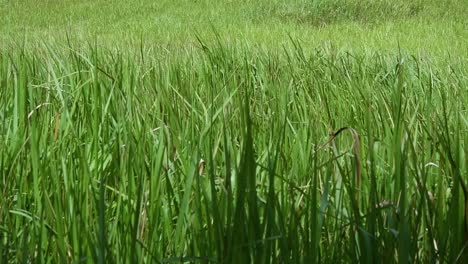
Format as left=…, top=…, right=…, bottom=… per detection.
left=1, top=0, right=467, bottom=263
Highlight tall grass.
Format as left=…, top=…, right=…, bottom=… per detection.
left=0, top=40, right=467, bottom=263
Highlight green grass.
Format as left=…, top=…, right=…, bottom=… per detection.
left=1, top=0, right=467, bottom=55
left=1, top=0, right=467, bottom=263
left=1, top=39, right=467, bottom=263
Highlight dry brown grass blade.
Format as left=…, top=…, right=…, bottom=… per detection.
left=198, top=159, right=206, bottom=176
left=53, top=112, right=60, bottom=140
left=348, top=128, right=361, bottom=189
left=317, top=127, right=362, bottom=190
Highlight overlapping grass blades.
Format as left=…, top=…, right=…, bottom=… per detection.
left=0, top=40, right=466, bottom=262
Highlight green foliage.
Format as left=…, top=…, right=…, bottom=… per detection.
left=1, top=0, right=467, bottom=55
left=0, top=39, right=466, bottom=262
left=0, top=0, right=467, bottom=262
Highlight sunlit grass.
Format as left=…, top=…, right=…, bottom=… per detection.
left=1, top=0, right=467, bottom=262
left=0, top=38, right=466, bottom=262
left=1, top=0, right=467, bottom=56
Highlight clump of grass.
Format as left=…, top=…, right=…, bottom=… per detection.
left=272, top=0, right=424, bottom=27
left=0, top=39, right=466, bottom=263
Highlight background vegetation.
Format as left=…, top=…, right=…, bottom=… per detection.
left=1, top=0, right=467, bottom=54
left=0, top=0, right=467, bottom=263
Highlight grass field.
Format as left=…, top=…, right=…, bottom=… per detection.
left=1, top=0, right=467, bottom=263
left=2, top=0, right=468, bottom=54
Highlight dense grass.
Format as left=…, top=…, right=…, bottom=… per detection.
left=1, top=0, right=467, bottom=55
left=0, top=39, right=467, bottom=262
left=1, top=0, right=467, bottom=263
